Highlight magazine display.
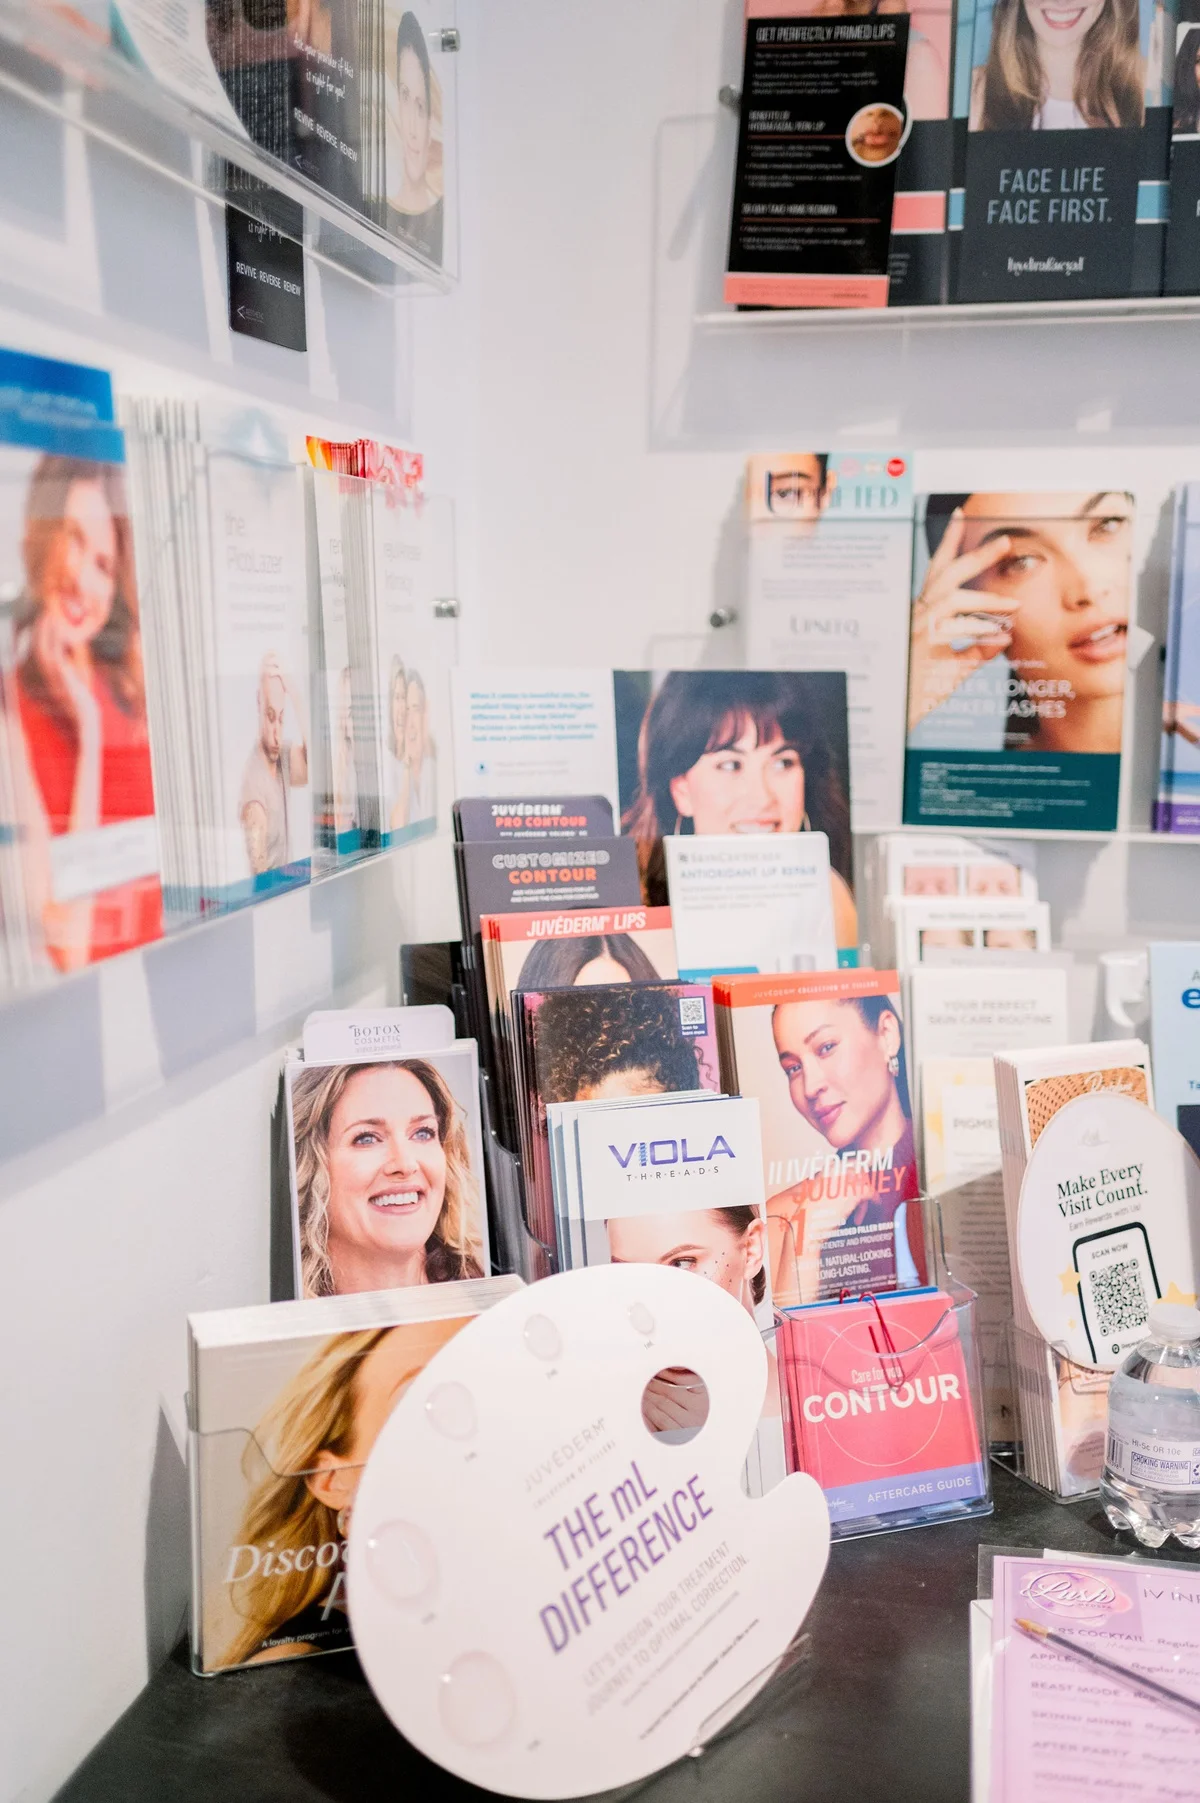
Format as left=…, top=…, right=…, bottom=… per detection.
left=451, top=667, right=857, bottom=953
left=714, top=969, right=924, bottom=1307
left=546, top=1091, right=787, bottom=1494
left=994, top=1038, right=1154, bottom=1493
left=1156, top=484, right=1200, bottom=833
left=510, top=981, right=722, bottom=1255
left=953, top=0, right=1170, bottom=302
left=725, top=7, right=910, bottom=308
left=0, top=348, right=162, bottom=981
left=904, top=492, right=1133, bottom=833
left=743, top=452, right=913, bottom=829
left=285, top=1039, right=490, bottom=1300
left=187, top=1277, right=521, bottom=1673
left=664, top=832, right=838, bottom=980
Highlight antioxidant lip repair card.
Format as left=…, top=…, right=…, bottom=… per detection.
left=348, top=1264, right=831, bottom=1798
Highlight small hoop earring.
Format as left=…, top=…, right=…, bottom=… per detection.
left=887, top=1054, right=900, bottom=1077
left=336, top=1506, right=351, bottom=1537
left=672, top=813, right=682, bottom=835
left=801, top=812, right=812, bottom=832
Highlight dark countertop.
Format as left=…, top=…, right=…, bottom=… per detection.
left=54, top=1466, right=1200, bottom=1803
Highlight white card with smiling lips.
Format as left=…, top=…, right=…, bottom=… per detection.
left=349, top=1263, right=830, bottom=1798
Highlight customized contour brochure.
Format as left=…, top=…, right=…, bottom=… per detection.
left=187, top=1278, right=521, bottom=1675
left=347, top=1263, right=832, bottom=1797
left=743, top=451, right=913, bottom=829
left=777, top=1286, right=988, bottom=1532
left=1156, top=485, right=1200, bottom=833
left=664, top=831, right=838, bottom=981
left=725, top=11, right=910, bottom=308
left=714, top=969, right=924, bottom=1306
left=450, top=667, right=856, bottom=950
left=904, top=492, right=1133, bottom=834
left=740, top=0, right=955, bottom=305
left=1149, top=940, right=1200, bottom=1154
left=953, top=0, right=1170, bottom=302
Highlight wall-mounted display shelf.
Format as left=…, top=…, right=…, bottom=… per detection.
left=0, top=0, right=454, bottom=294
left=854, top=825, right=1194, bottom=845
left=696, top=296, right=1200, bottom=333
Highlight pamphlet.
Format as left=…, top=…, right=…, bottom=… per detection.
left=714, top=969, right=924, bottom=1306
left=743, top=451, right=913, bottom=828
left=453, top=795, right=615, bottom=841
left=990, top=1554, right=1200, bottom=1803
left=664, top=831, right=837, bottom=980
left=778, top=1286, right=987, bottom=1531
left=1165, top=10, right=1200, bottom=294
left=1156, top=485, right=1200, bottom=833
left=904, top=492, right=1133, bottom=834
left=888, top=896, right=1051, bottom=968
left=302, top=1005, right=457, bottom=1063
left=954, top=0, right=1170, bottom=302
left=1148, top=940, right=1200, bottom=1153
left=725, top=11, right=910, bottom=308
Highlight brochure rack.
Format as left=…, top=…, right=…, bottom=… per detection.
left=0, top=0, right=459, bottom=292
left=992, top=1320, right=1109, bottom=1505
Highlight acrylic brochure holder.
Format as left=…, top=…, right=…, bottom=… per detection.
left=772, top=1203, right=994, bottom=1540
left=991, top=1319, right=1110, bottom=1504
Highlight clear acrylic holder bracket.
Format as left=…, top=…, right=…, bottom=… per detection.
left=991, top=1318, right=1111, bottom=1505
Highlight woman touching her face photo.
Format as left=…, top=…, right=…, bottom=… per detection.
left=290, top=1059, right=484, bottom=1298
left=906, top=491, right=1133, bottom=757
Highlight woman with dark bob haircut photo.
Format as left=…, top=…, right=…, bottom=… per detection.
left=618, top=671, right=855, bottom=950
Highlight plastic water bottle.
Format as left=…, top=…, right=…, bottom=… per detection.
left=1101, top=1301, right=1200, bottom=1550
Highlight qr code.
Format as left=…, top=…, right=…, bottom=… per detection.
left=1088, top=1257, right=1148, bottom=1339
left=678, top=996, right=707, bottom=1034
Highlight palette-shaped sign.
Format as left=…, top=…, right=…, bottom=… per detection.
left=349, top=1262, right=830, bottom=1797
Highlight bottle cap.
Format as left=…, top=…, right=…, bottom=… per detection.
left=1148, top=1300, right=1200, bottom=1342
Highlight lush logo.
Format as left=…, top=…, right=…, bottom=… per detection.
left=1020, top=1568, right=1133, bottom=1624
left=608, top=1135, right=736, bottom=1171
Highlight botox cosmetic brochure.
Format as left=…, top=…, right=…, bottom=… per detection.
left=743, top=452, right=913, bottom=830
left=347, top=1263, right=831, bottom=1797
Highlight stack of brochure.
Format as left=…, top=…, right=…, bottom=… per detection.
left=887, top=895, right=1051, bottom=970
left=187, top=1274, right=521, bottom=1674
left=0, top=347, right=163, bottom=984
left=862, top=831, right=1037, bottom=966
left=123, top=398, right=313, bottom=922
left=993, top=1039, right=1154, bottom=1494
left=282, top=1004, right=490, bottom=1301
left=1156, top=485, right=1200, bottom=836
left=509, top=981, right=722, bottom=1259
left=306, top=436, right=438, bottom=864
left=663, top=831, right=837, bottom=980
left=713, top=968, right=925, bottom=1307
left=544, top=1088, right=785, bottom=1494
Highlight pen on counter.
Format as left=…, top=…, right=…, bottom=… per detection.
left=1015, top=1617, right=1200, bottom=1724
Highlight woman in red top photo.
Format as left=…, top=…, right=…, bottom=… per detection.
left=13, top=454, right=161, bottom=970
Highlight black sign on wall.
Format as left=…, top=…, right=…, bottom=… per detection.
left=226, top=206, right=307, bottom=352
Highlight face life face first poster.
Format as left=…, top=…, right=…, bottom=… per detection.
left=904, top=491, right=1133, bottom=833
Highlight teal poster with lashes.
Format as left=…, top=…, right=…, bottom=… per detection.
left=952, top=0, right=1170, bottom=301
left=902, top=491, right=1131, bottom=832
